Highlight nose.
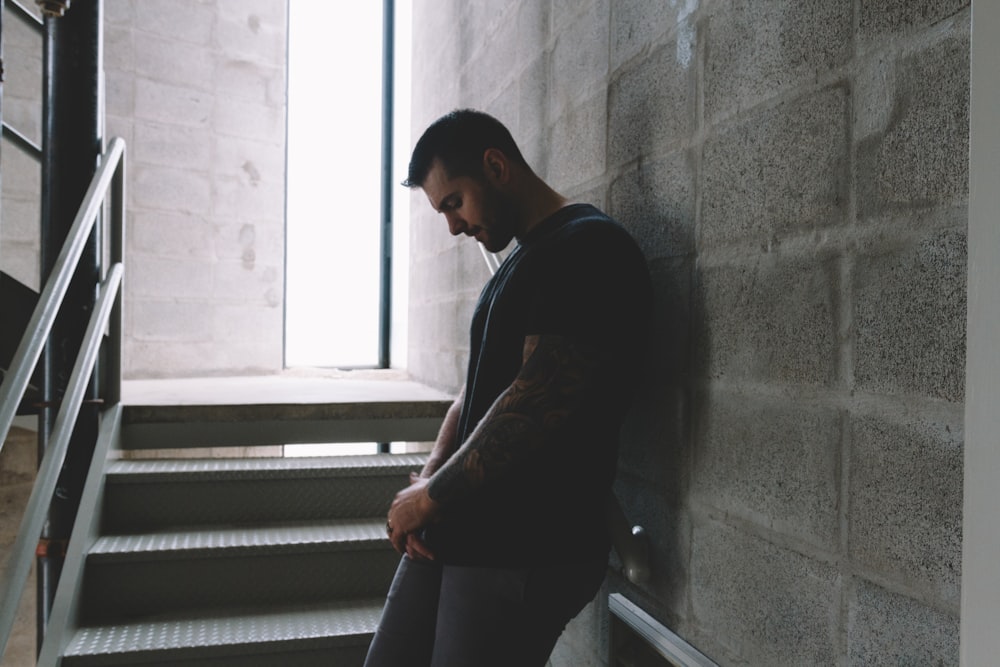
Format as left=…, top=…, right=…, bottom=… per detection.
left=445, top=212, right=466, bottom=236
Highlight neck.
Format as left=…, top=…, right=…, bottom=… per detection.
left=512, top=173, right=569, bottom=238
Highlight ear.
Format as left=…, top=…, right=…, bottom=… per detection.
left=482, top=148, right=509, bottom=185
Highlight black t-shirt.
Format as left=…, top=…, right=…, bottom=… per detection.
left=425, top=204, right=653, bottom=566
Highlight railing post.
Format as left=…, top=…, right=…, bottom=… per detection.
left=37, top=0, right=104, bottom=648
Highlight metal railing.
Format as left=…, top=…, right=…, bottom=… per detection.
left=0, top=136, right=126, bottom=657
left=2, top=0, right=45, bottom=160
left=477, top=245, right=651, bottom=585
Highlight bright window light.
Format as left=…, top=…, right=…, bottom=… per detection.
left=286, top=2, right=409, bottom=368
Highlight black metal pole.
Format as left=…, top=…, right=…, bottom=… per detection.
left=378, top=0, right=394, bottom=369
left=37, top=0, right=103, bottom=651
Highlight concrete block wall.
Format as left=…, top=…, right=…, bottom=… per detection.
left=407, top=1, right=968, bottom=664
left=106, top=0, right=288, bottom=378
left=0, top=1, right=289, bottom=378
left=0, top=2, right=43, bottom=291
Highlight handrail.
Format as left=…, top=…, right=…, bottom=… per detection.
left=4, top=0, right=44, bottom=32
left=1, top=0, right=45, bottom=163
left=0, top=136, right=125, bottom=453
left=0, top=265, right=122, bottom=656
left=477, top=244, right=651, bottom=584
left=0, top=137, right=126, bottom=657
left=2, top=122, right=43, bottom=159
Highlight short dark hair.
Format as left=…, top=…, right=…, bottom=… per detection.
left=403, top=109, right=528, bottom=188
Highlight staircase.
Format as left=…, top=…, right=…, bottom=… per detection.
left=41, top=376, right=452, bottom=666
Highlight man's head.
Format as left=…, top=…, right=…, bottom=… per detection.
left=403, top=109, right=528, bottom=188
left=406, top=110, right=530, bottom=252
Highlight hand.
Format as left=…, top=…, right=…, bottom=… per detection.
left=386, top=473, right=441, bottom=560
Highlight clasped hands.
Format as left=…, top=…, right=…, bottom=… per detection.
left=386, top=473, right=441, bottom=561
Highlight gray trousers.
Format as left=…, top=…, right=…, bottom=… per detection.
left=363, top=555, right=606, bottom=667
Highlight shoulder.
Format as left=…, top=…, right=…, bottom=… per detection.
left=550, top=206, right=646, bottom=264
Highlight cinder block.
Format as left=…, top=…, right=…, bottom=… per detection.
left=106, top=73, right=136, bottom=117
left=856, top=30, right=969, bottom=216
left=517, top=2, right=550, bottom=71
left=135, top=0, right=213, bottom=46
left=701, top=86, right=848, bottom=247
left=4, top=11, right=42, bottom=52
left=212, top=97, right=285, bottom=142
left=690, top=519, right=838, bottom=666
left=692, top=391, right=841, bottom=549
left=704, top=0, right=851, bottom=122
left=518, top=55, right=549, bottom=172
left=135, top=78, right=212, bottom=128
left=211, top=175, right=284, bottom=222
left=0, top=197, right=40, bottom=243
left=853, top=227, right=966, bottom=402
left=212, top=304, right=283, bottom=346
left=212, top=260, right=282, bottom=307
left=126, top=254, right=214, bottom=300
left=133, top=121, right=212, bottom=170
left=695, top=255, right=838, bottom=386
left=0, top=242, right=38, bottom=291
left=548, top=94, right=607, bottom=191
left=608, top=150, right=695, bottom=260
left=610, top=0, right=680, bottom=71
left=212, top=134, right=286, bottom=187
left=214, top=59, right=285, bottom=107
left=215, top=12, right=287, bottom=67
left=136, top=33, right=213, bottom=90
left=132, top=163, right=212, bottom=215
left=130, top=210, right=214, bottom=259
left=859, top=0, right=968, bottom=44
left=608, top=41, right=694, bottom=168
left=3, top=97, right=42, bottom=145
left=848, top=579, right=959, bottom=666
left=848, top=412, right=963, bottom=606
left=124, top=340, right=217, bottom=379
left=104, top=26, right=135, bottom=75
left=213, top=219, right=284, bottom=267
left=1, top=148, right=41, bottom=197
left=131, top=300, right=215, bottom=342
left=104, top=0, right=135, bottom=27
left=551, top=0, right=610, bottom=115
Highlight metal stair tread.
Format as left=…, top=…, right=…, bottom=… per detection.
left=89, top=519, right=392, bottom=562
left=106, top=453, right=428, bottom=482
left=63, top=598, right=384, bottom=660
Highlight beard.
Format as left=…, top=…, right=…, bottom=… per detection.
left=477, top=185, right=518, bottom=252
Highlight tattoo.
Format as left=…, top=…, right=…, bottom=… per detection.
left=427, top=335, right=600, bottom=505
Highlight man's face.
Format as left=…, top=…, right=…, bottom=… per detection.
left=421, top=158, right=516, bottom=253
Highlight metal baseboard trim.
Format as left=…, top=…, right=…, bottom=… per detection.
left=609, top=593, right=718, bottom=667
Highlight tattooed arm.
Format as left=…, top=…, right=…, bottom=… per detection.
left=420, top=385, right=465, bottom=478
left=427, top=334, right=599, bottom=503
left=386, top=334, right=600, bottom=555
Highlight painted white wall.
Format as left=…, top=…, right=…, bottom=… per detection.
left=961, top=1, right=1000, bottom=663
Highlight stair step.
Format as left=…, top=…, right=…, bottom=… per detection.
left=63, top=599, right=383, bottom=666
left=81, top=519, right=401, bottom=625
left=103, top=454, right=427, bottom=532
left=89, top=519, right=389, bottom=562
left=106, top=453, right=429, bottom=481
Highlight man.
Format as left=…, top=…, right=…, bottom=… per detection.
left=364, top=110, right=652, bottom=667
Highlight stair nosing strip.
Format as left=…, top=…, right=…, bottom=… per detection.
left=64, top=598, right=385, bottom=658
left=88, top=519, right=393, bottom=563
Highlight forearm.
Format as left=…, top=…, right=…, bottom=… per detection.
left=419, top=389, right=464, bottom=477
left=427, top=335, right=599, bottom=506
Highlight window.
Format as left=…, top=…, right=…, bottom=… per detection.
left=284, top=1, right=410, bottom=369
